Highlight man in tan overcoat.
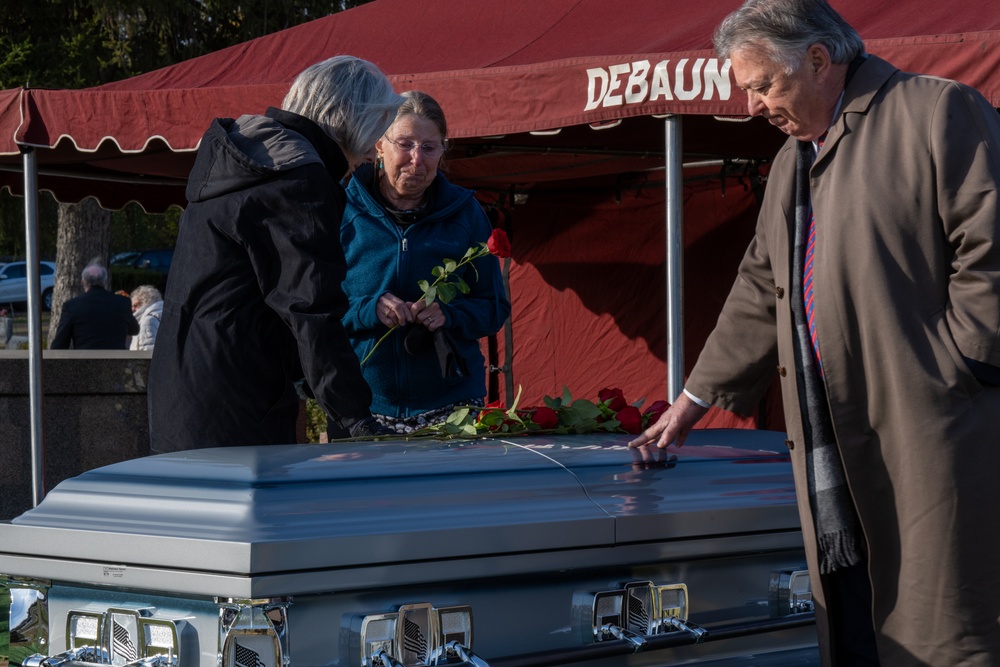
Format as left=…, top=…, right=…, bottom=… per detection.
left=631, top=0, right=1000, bottom=665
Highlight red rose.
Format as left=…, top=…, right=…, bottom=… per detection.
left=643, top=399, right=670, bottom=427
left=487, top=228, right=512, bottom=258
left=531, top=406, right=559, bottom=430
left=477, top=400, right=506, bottom=424
left=616, top=406, right=643, bottom=434
left=598, top=387, right=627, bottom=412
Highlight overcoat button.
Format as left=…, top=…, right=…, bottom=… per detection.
left=785, top=439, right=795, bottom=450
left=775, top=286, right=785, bottom=298
left=776, top=365, right=787, bottom=377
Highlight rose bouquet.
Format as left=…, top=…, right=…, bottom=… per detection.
left=409, top=386, right=670, bottom=439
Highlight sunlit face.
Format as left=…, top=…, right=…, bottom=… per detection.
left=376, top=115, right=444, bottom=201
left=731, top=44, right=834, bottom=141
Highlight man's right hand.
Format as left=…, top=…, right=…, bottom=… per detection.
left=628, top=392, right=708, bottom=449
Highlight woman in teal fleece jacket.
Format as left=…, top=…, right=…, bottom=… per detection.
left=339, top=91, right=511, bottom=432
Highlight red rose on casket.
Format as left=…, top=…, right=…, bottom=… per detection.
left=616, top=406, right=643, bottom=434
left=487, top=228, right=512, bottom=258
left=531, top=406, right=559, bottom=430
left=478, top=400, right=505, bottom=421
left=598, top=387, right=627, bottom=412
left=643, top=399, right=671, bottom=427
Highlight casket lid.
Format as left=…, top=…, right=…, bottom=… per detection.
left=0, top=431, right=798, bottom=589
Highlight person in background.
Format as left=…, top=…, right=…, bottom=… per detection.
left=128, top=284, right=163, bottom=350
left=148, top=55, right=403, bottom=453
left=630, top=0, right=1000, bottom=664
left=339, top=91, right=510, bottom=435
left=51, top=261, right=138, bottom=350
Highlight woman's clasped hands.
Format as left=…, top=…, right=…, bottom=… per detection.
left=377, top=293, right=445, bottom=332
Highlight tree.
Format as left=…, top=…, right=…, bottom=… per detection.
left=47, top=199, right=111, bottom=347
left=1, top=1, right=374, bottom=89
left=0, top=0, right=374, bottom=314
left=0, top=194, right=58, bottom=262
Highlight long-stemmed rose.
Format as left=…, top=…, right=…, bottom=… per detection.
left=361, top=228, right=511, bottom=365
left=487, top=227, right=512, bottom=258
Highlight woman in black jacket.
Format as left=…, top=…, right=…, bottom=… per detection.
left=148, top=56, right=403, bottom=453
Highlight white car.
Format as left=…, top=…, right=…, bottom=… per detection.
left=0, top=260, right=56, bottom=311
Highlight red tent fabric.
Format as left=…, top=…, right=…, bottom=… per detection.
left=3, top=0, right=1000, bottom=205
left=1, top=0, right=998, bottom=427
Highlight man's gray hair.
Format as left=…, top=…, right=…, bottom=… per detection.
left=81, top=262, right=108, bottom=290
left=282, top=55, right=404, bottom=160
left=714, top=0, right=865, bottom=73
left=131, top=284, right=162, bottom=308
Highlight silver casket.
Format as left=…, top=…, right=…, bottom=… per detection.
left=0, top=431, right=818, bottom=667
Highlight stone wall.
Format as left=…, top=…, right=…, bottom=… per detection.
left=0, top=350, right=152, bottom=520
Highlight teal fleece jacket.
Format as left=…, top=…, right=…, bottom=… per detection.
left=340, top=164, right=511, bottom=417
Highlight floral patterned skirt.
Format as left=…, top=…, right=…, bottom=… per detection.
left=374, top=398, right=484, bottom=435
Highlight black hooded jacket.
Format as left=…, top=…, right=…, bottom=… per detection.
left=148, top=108, right=372, bottom=452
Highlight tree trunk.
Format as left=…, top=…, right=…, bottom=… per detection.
left=48, top=199, right=111, bottom=347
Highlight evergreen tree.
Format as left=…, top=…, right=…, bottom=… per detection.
left=0, top=0, right=372, bottom=296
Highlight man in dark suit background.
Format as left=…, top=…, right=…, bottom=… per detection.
left=51, top=262, right=139, bottom=350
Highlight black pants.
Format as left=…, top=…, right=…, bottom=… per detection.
left=824, top=562, right=880, bottom=666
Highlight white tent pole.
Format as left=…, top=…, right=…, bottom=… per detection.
left=22, top=146, right=45, bottom=506
left=664, top=116, right=684, bottom=403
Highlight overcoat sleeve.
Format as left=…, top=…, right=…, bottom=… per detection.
left=243, top=167, right=373, bottom=423
left=685, top=210, right=783, bottom=416
left=50, top=306, right=74, bottom=349
left=934, top=82, right=1000, bottom=368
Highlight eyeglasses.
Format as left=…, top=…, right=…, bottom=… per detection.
left=383, top=135, right=444, bottom=158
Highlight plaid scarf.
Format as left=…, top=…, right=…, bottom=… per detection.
left=790, top=139, right=865, bottom=574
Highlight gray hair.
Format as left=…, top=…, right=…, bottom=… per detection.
left=131, top=284, right=162, bottom=308
left=281, top=55, right=404, bottom=160
left=81, top=262, right=108, bottom=290
left=391, top=90, right=450, bottom=167
left=396, top=91, right=449, bottom=141
left=714, top=0, right=865, bottom=73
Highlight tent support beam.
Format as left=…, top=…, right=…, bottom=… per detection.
left=664, top=116, right=684, bottom=403
left=457, top=143, right=763, bottom=162
left=0, top=163, right=186, bottom=187
left=21, top=146, right=46, bottom=506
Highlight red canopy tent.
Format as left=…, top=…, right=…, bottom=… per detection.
left=2, top=0, right=1000, bottom=431
left=3, top=1, right=1000, bottom=207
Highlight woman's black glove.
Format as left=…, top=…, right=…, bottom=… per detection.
left=403, top=325, right=468, bottom=378
left=328, top=415, right=393, bottom=439
left=348, top=416, right=393, bottom=437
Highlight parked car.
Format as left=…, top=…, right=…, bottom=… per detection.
left=110, top=251, right=140, bottom=267
left=126, top=249, right=173, bottom=273
left=0, top=261, right=56, bottom=311
left=0, top=431, right=819, bottom=667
